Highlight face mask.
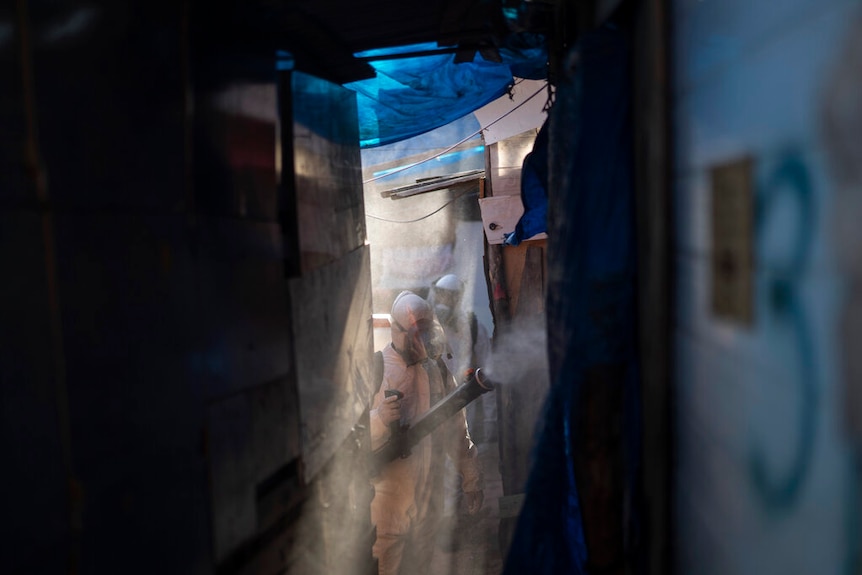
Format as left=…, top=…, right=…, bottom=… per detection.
left=418, top=322, right=446, bottom=360
left=435, top=304, right=453, bottom=325
left=433, top=289, right=459, bottom=311
left=396, top=317, right=445, bottom=363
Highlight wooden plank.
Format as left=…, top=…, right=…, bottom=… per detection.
left=518, top=245, right=546, bottom=317
left=361, top=139, right=485, bottom=183
left=485, top=132, right=550, bottom=507
left=503, top=244, right=527, bottom=314
left=500, top=240, right=546, bottom=315
left=379, top=169, right=483, bottom=198
left=487, top=243, right=511, bottom=330
left=482, top=148, right=494, bottom=197
left=633, top=0, right=672, bottom=573
left=484, top=144, right=512, bottom=332
left=496, top=243, right=548, bottom=501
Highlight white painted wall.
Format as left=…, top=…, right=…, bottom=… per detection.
left=672, top=1, right=860, bottom=573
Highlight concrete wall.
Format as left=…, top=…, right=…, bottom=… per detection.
left=672, top=1, right=860, bottom=573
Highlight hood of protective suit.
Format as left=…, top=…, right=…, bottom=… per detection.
left=432, top=274, right=463, bottom=311
left=390, top=291, right=445, bottom=363
left=434, top=274, right=462, bottom=292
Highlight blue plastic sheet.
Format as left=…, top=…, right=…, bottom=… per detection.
left=345, top=34, right=546, bottom=147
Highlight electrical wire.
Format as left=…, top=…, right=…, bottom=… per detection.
left=362, top=82, right=549, bottom=184
left=366, top=191, right=478, bottom=224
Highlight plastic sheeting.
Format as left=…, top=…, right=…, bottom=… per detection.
left=345, top=34, right=546, bottom=148
left=503, top=119, right=548, bottom=246
left=503, top=16, right=642, bottom=575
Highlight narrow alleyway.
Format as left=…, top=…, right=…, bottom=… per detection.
left=431, top=441, right=506, bottom=575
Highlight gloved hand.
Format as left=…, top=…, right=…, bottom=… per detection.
left=377, top=393, right=401, bottom=425
left=464, top=490, right=484, bottom=515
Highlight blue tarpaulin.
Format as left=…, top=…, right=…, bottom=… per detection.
left=344, top=34, right=546, bottom=147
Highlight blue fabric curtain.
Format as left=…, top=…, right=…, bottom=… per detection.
left=503, top=15, right=642, bottom=575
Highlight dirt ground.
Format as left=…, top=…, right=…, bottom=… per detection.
left=430, top=441, right=506, bottom=575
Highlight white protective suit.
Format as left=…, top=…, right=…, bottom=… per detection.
left=370, top=291, right=483, bottom=575
left=430, top=274, right=495, bottom=443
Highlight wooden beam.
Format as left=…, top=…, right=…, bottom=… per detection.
left=633, top=0, right=673, bottom=573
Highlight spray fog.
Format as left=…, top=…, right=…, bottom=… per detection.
left=482, top=314, right=550, bottom=393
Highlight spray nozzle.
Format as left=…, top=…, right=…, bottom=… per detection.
left=473, top=368, right=495, bottom=391
left=418, top=321, right=445, bottom=360
left=463, top=367, right=495, bottom=391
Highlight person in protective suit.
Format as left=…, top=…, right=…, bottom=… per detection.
left=430, top=274, right=495, bottom=443
left=370, top=291, right=484, bottom=575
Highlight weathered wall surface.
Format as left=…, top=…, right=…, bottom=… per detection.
left=482, top=129, right=550, bottom=559
left=672, top=1, right=859, bottom=573
left=361, top=116, right=486, bottom=313
left=0, top=4, right=374, bottom=574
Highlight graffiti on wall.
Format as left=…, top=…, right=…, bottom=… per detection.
left=747, top=150, right=819, bottom=514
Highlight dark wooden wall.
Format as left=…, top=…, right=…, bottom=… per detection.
left=1, top=3, right=375, bottom=574
left=482, top=129, right=550, bottom=557
left=632, top=1, right=672, bottom=573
